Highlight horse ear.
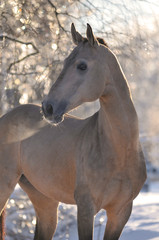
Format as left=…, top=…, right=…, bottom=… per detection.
left=71, top=23, right=83, bottom=45
left=86, top=23, right=98, bottom=47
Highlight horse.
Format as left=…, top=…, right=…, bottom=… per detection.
left=0, top=23, right=146, bottom=240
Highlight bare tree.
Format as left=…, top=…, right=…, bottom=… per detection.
left=1, top=0, right=159, bottom=136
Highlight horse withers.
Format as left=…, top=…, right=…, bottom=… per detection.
left=0, top=24, right=146, bottom=240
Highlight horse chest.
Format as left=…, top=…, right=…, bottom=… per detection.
left=76, top=134, right=134, bottom=208
left=77, top=136, right=116, bottom=186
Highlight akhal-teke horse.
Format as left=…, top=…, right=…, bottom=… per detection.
left=0, top=24, right=146, bottom=240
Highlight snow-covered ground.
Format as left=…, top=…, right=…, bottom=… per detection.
left=5, top=182, right=159, bottom=240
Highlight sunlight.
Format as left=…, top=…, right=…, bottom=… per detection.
left=13, top=6, right=19, bottom=15
left=52, top=43, right=57, bottom=50
left=19, top=93, right=28, bottom=104
left=32, top=218, right=36, bottom=225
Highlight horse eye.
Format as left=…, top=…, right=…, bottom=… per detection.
left=77, top=62, right=87, bottom=71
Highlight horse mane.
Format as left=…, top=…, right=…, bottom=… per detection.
left=96, top=37, right=109, bottom=48
left=82, top=37, right=109, bottom=48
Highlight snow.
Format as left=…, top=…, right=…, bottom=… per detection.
left=121, top=192, right=159, bottom=240
left=5, top=182, right=159, bottom=240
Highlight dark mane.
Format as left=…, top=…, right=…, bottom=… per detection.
left=83, top=37, right=109, bottom=47
left=97, top=37, right=109, bottom=47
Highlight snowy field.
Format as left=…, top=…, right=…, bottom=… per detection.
left=5, top=182, right=159, bottom=240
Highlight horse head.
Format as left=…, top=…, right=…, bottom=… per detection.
left=42, top=24, right=118, bottom=124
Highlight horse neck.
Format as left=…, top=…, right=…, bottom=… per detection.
left=98, top=58, right=139, bottom=150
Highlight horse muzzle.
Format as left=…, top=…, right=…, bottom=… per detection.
left=42, top=100, right=66, bottom=125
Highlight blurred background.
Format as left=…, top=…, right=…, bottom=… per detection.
left=1, top=0, right=159, bottom=166
left=1, top=1, right=159, bottom=239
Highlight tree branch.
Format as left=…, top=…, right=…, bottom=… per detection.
left=7, top=71, right=39, bottom=76
left=0, top=35, right=39, bottom=72
left=47, top=0, right=68, bottom=33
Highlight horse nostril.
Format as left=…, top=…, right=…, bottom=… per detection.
left=46, top=103, right=53, bottom=116
left=42, top=101, right=54, bottom=117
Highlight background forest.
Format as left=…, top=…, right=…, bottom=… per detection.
left=1, top=0, right=159, bottom=164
